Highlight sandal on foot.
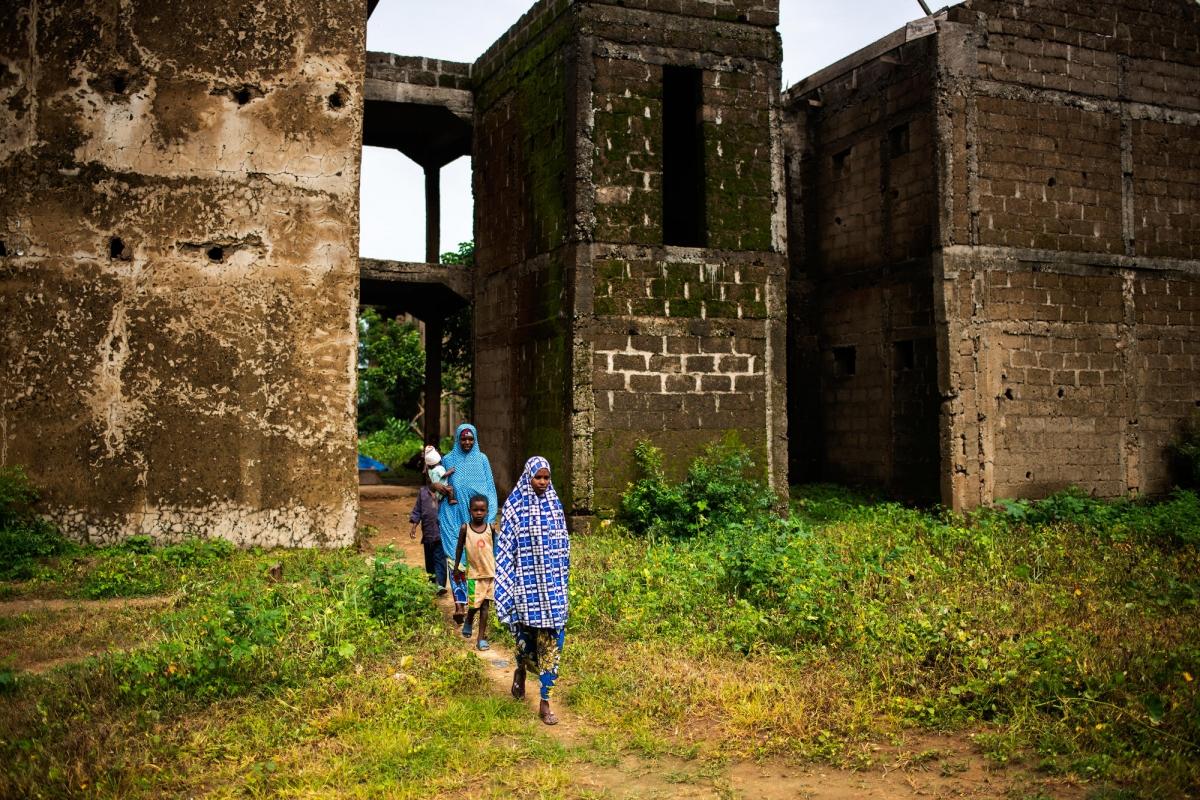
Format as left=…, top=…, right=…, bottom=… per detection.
left=476, top=639, right=490, bottom=651
left=461, top=622, right=472, bottom=638
left=452, top=613, right=465, bottom=625
left=540, top=710, right=559, bottom=726
left=511, top=671, right=525, bottom=700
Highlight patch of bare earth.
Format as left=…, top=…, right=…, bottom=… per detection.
left=360, top=489, right=1089, bottom=799
left=0, top=595, right=173, bottom=673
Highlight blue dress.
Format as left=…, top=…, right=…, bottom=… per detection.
left=437, top=423, right=498, bottom=604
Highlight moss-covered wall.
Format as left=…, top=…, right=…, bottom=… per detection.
left=578, top=2, right=787, bottom=514
left=472, top=10, right=574, bottom=498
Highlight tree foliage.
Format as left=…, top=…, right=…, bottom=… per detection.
left=440, top=241, right=475, bottom=415
left=357, top=308, right=424, bottom=434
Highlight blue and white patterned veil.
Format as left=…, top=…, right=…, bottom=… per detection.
left=495, top=456, right=571, bottom=632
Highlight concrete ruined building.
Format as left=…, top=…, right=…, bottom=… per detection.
left=0, top=0, right=1197, bottom=545
left=785, top=0, right=1200, bottom=506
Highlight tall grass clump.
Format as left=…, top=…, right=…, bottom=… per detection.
left=0, top=466, right=72, bottom=580
left=571, top=444, right=1200, bottom=794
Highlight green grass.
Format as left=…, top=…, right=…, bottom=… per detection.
left=0, top=542, right=574, bottom=799
left=3, top=448, right=1198, bottom=798
left=565, top=480, right=1200, bottom=796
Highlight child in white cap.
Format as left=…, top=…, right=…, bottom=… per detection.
left=423, top=445, right=457, bottom=505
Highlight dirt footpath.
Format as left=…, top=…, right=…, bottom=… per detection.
left=357, top=487, right=1087, bottom=800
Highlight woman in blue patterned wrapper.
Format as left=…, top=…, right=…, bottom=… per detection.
left=438, top=424, right=498, bottom=624
left=495, top=456, right=570, bottom=725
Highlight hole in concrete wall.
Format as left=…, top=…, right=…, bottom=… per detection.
left=328, top=91, right=345, bottom=110
left=206, top=246, right=224, bottom=262
left=894, top=339, right=915, bottom=371
left=112, top=73, right=128, bottom=94
left=663, top=65, right=706, bottom=247
left=1057, top=387, right=1065, bottom=398
left=833, top=345, right=856, bottom=377
left=888, top=122, right=910, bottom=157
left=832, top=147, right=851, bottom=175
left=1047, top=176, right=1057, bottom=187
left=0, top=241, right=6, bottom=257
left=234, top=87, right=253, bottom=105
left=1026, top=471, right=1033, bottom=479
left=834, top=216, right=843, bottom=225
left=108, top=236, right=129, bottom=261
left=738, top=13, right=748, bottom=22
left=1004, top=388, right=1014, bottom=400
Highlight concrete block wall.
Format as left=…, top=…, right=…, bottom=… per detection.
left=471, top=0, right=787, bottom=518
left=0, top=0, right=365, bottom=544
left=576, top=0, right=787, bottom=514
left=471, top=6, right=575, bottom=497
left=786, top=0, right=1199, bottom=507
left=936, top=0, right=1200, bottom=507
left=364, top=53, right=471, bottom=91
left=784, top=31, right=942, bottom=499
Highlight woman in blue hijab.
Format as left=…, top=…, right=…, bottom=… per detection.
left=438, top=423, right=498, bottom=622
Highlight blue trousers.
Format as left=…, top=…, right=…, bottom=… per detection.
left=422, top=540, right=446, bottom=589
left=515, top=626, right=565, bottom=701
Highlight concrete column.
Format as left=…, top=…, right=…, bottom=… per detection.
left=423, top=315, right=443, bottom=444
left=424, top=166, right=440, bottom=264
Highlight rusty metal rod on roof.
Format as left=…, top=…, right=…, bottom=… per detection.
left=917, top=0, right=934, bottom=15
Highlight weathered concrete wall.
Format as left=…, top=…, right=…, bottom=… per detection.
left=578, top=0, right=788, bottom=515
left=784, top=30, right=942, bottom=500
left=785, top=0, right=1199, bottom=507
left=472, top=0, right=787, bottom=518
left=934, top=0, right=1200, bottom=507
left=0, top=0, right=365, bottom=545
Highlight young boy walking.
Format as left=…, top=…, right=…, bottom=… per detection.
left=453, top=495, right=497, bottom=650
left=409, top=477, right=447, bottom=594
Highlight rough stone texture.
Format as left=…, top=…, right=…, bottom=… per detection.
left=472, top=0, right=787, bottom=519
left=786, top=0, right=1200, bottom=508
left=785, top=31, right=942, bottom=500
left=0, top=0, right=365, bottom=545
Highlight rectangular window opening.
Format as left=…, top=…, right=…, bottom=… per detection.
left=888, top=122, right=910, bottom=157
left=894, top=339, right=915, bottom=371
left=663, top=65, right=706, bottom=247
left=833, top=345, right=857, bottom=377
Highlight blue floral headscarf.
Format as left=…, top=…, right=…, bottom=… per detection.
left=438, top=423, right=498, bottom=569
left=495, top=456, right=570, bottom=632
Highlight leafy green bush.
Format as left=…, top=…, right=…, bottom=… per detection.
left=0, top=466, right=71, bottom=580
left=81, top=536, right=238, bottom=598
left=364, top=549, right=437, bottom=626
left=619, top=434, right=775, bottom=539
left=990, top=486, right=1200, bottom=548
left=579, top=454, right=1200, bottom=793
left=358, top=309, right=425, bottom=433
left=359, top=417, right=424, bottom=472
left=114, top=561, right=386, bottom=701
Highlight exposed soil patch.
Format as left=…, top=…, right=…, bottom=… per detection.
left=0, top=596, right=173, bottom=673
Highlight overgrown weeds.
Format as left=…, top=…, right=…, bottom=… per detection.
left=0, top=530, right=561, bottom=798
left=570, top=443, right=1200, bottom=795
left=0, top=466, right=73, bottom=580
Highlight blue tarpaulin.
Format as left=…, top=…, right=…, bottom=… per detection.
left=357, top=454, right=388, bottom=472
